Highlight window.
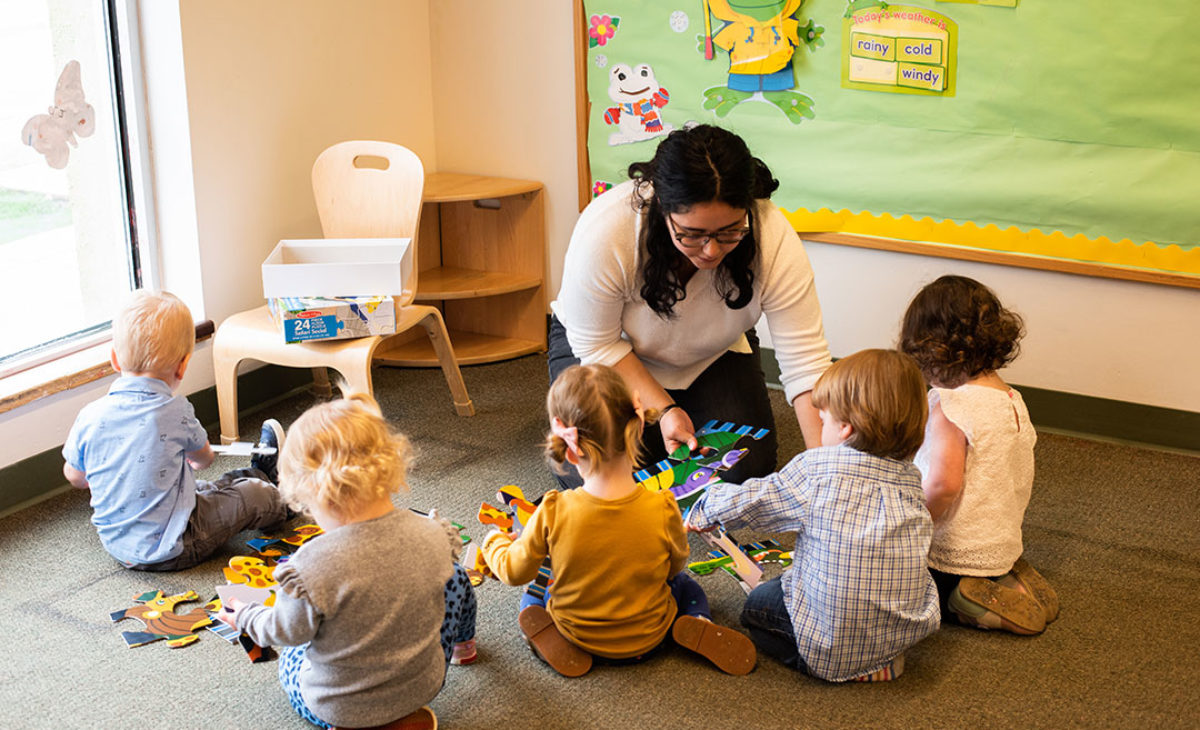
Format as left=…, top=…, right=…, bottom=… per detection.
left=0, top=0, right=146, bottom=377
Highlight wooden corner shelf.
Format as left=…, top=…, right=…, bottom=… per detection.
left=375, top=329, right=544, bottom=367
left=395, top=173, right=547, bottom=367
left=413, top=267, right=542, bottom=300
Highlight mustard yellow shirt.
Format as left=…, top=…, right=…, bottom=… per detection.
left=482, top=487, right=690, bottom=658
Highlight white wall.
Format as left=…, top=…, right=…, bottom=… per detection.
left=800, top=244, right=1200, bottom=413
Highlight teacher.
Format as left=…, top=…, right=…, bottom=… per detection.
left=548, top=124, right=832, bottom=489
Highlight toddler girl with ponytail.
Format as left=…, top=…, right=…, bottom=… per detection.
left=482, top=364, right=755, bottom=677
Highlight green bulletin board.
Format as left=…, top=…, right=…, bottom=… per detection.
left=578, top=1, right=1200, bottom=285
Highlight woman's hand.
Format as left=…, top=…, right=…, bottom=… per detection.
left=660, top=405, right=699, bottom=456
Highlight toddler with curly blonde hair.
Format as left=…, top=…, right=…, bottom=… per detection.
left=221, top=394, right=475, bottom=730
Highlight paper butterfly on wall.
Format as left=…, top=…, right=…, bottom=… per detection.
left=21, top=60, right=95, bottom=169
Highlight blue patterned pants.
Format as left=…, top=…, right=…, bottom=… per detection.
left=279, top=563, right=478, bottom=727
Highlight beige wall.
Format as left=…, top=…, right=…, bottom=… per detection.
left=180, top=0, right=438, bottom=325
left=428, top=0, right=578, bottom=289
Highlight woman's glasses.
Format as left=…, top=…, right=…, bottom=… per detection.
left=665, top=214, right=750, bottom=249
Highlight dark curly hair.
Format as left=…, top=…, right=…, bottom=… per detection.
left=626, top=125, right=779, bottom=317
left=898, top=275, right=1025, bottom=387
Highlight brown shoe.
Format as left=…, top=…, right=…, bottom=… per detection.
left=338, top=705, right=437, bottom=730
left=671, top=615, right=757, bottom=675
left=952, top=577, right=1046, bottom=635
left=519, top=605, right=592, bottom=678
left=1009, top=557, right=1060, bottom=623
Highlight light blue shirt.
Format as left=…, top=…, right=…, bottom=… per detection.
left=690, top=444, right=941, bottom=681
left=62, top=375, right=207, bottom=565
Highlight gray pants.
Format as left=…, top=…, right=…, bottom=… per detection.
left=129, top=468, right=289, bottom=571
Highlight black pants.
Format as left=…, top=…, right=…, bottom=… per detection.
left=546, top=315, right=779, bottom=490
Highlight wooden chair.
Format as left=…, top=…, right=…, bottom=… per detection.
left=212, top=141, right=474, bottom=443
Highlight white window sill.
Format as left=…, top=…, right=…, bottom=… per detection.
left=0, top=321, right=213, bottom=416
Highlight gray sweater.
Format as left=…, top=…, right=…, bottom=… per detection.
left=236, top=509, right=456, bottom=727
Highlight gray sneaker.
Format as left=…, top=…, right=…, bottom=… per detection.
left=251, top=418, right=285, bottom=484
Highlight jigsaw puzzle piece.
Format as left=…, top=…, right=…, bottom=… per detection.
left=497, top=485, right=537, bottom=532
left=224, top=556, right=278, bottom=588
left=109, top=590, right=212, bottom=649
left=478, top=503, right=514, bottom=531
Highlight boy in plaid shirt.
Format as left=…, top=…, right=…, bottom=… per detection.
left=687, top=349, right=940, bottom=682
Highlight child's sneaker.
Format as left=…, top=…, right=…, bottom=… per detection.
left=670, top=614, right=757, bottom=675
left=450, top=638, right=477, bottom=665
left=250, top=418, right=285, bottom=484
left=950, top=577, right=1046, bottom=635
left=851, top=654, right=905, bottom=682
left=1008, top=557, right=1060, bottom=623
left=518, top=605, right=592, bottom=678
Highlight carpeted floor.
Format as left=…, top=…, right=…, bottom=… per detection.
left=1, top=354, right=1197, bottom=729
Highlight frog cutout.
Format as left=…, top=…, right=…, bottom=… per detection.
left=699, top=0, right=825, bottom=124
left=604, top=63, right=673, bottom=145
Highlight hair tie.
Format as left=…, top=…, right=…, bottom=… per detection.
left=551, top=417, right=579, bottom=455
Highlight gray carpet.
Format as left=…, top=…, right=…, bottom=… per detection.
left=1, top=354, right=1197, bottom=729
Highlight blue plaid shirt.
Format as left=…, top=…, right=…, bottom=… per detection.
left=690, top=444, right=940, bottom=681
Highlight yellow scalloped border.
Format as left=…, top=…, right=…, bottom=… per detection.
left=780, top=208, right=1200, bottom=277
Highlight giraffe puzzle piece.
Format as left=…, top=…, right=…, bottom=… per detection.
left=223, top=555, right=279, bottom=589
left=472, top=485, right=542, bottom=587
left=477, top=485, right=536, bottom=535
left=109, top=590, right=213, bottom=648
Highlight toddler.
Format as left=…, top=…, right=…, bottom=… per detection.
left=482, top=364, right=756, bottom=677
left=62, top=290, right=288, bottom=570
left=900, top=274, right=1059, bottom=635
left=220, top=393, right=476, bottom=729
left=688, top=349, right=940, bottom=682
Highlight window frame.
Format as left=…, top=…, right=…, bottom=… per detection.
left=0, top=0, right=159, bottom=380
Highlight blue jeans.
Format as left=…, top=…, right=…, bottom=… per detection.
left=740, top=576, right=808, bottom=672
left=519, top=571, right=711, bottom=664
left=547, top=315, right=779, bottom=490
left=279, top=564, right=477, bottom=728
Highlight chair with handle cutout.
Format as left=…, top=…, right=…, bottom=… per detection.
left=212, top=140, right=474, bottom=442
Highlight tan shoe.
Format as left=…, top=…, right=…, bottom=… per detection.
left=671, top=615, right=757, bottom=675
left=519, top=605, right=592, bottom=678
left=952, top=577, right=1046, bottom=635
left=1009, top=557, right=1060, bottom=623
left=338, top=705, right=437, bottom=730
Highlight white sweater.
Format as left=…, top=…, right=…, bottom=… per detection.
left=551, top=181, right=831, bottom=404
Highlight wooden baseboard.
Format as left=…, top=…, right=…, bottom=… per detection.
left=0, top=364, right=313, bottom=516
left=760, top=348, right=1199, bottom=453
